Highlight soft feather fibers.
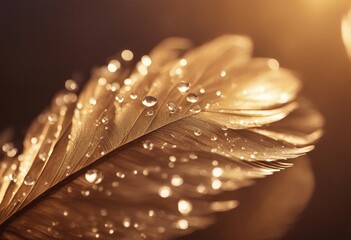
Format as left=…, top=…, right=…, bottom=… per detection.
left=0, top=35, right=323, bottom=240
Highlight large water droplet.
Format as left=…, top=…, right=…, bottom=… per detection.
left=24, top=176, right=35, bottom=186
left=186, top=93, right=198, bottom=103
left=142, top=96, right=158, bottom=107
left=177, top=82, right=191, bottom=93
left=85, top=169, right=103, bottom=184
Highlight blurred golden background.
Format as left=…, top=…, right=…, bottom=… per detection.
left=1, top=0, right=350, bottom=239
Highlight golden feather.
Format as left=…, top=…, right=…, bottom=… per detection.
left=0, top=35, right=323, bottom=239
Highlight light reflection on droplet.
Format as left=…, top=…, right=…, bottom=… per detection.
left=186, top=93, right=198, bottom=103
left=65, top=79, right=78, bottom=91
left=167, top=102, right=176, bottom=114
left=177, top=82, right=191, bottom=93
left=24, top=176, right=35, bottom=186
left=142, top=96, right=158, bottom=107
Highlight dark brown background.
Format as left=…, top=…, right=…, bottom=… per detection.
left=1, top=0, right=350, bottom=239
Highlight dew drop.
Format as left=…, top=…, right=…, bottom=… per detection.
left=8, top=173, right=17, bottom=182
left=89, top=97, right=97, bottom=106
left=141, top=55, right=152, bottom=67
left=144, top=110, right=153, bottom=116
left=142, top=140, right=154, bottom=150
left=186, top=93, right=198, bottom=103
left=177, top=82, right=191, bottom=93
left=115, top=95, right=124, bottom=103
left=193, top=128, right=202, bottom=136
left=48, top=114, right=58, bottom=124
left=167, top=102, right=177, bottom=114
left=85, top=169, right=103, bottom=184
left=123, top=218, right=131, bottom=228
left=130, top=93, right=138, bottom=100
left=101, top=117, right=109, bottom=124
left=116, top=172, right=125, bottom=179
left=211, top=135, right=217, bottom=141
left=24, top=176, right=35, bottom=186
left=39, top=152, right=48, bottom=161
left=98, top=77, right=107, bottom=86
left=81, top=189, right=90, bottom=197
left=142, top=96, right=158, bottom=107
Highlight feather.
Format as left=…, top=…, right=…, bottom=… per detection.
left=0, top=35, right=323, bottom=239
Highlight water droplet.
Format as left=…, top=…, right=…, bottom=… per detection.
left=39, top=152, right=48, bottom=161
left=169, top=155, right=177, bottom=162
left=177, top=82, right=191, bottom=93
left=101, top=117, right=109, bottom=124
left=186, top=93, right=198, bottom=103
left=65, top=79, right=78, bottom=91
left=48, top=114, right=58, bottom=124
left=115, top=95, right=124, bottom=103
left=130, top=93, right=138, bottom=100
left=178, top=199, right=193, bottom=215
left=176, top=219, right=189, bottom=230
left=63, top=210, right=68, bottom=216
left=211, top=135, right=217, bottom=141
left=89, top=97, right=97, bottom=106
left=81, top=189, right=90, bottom=197
left=85, top=169, right=103, bottom=184
left=193, top=128, right=202, bottom=136
left=116, top=172, right=125, bottom=178
left=142, top=140, right=154, bottom=150
left=171, top=175, right=183, bottom=186
left=123, top=218, right=131, bottom=228
left=221, top=126, right=228, bottom=131
left=24, top=176, right=35, bottom=186
left=8, top=173, right=17, bottom=182
left=142, top=96, right=158, bottom=107
left=167, top=102, right=177, bottom=114
left=199, top=88, right=206, bottom=94
left=216, top=90, right=222, bottom=97
left=158, top=186, right=172, bottom=198
left=146, top=110, right=154, bottom=116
